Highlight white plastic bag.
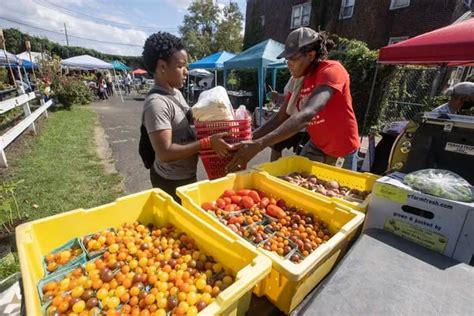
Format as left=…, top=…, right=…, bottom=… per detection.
left=235, top=105, right=250, bottom=120
left=192, top=86, right=235, bottom=121
left=404, top=169, right=473, bottom=202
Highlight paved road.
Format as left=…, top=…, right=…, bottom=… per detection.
left=91, top=94, right=290, bottom=194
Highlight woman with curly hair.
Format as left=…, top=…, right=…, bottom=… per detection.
left=229, top=27, right=360, bottom=171
left=142, top=32, right=232, bottom=200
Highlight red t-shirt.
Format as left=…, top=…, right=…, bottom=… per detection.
left=287, top=60, right=360, bottom=157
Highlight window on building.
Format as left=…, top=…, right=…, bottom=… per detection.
left=291, top=2, right=311, bottom=29
left=339, top=0, right=355, bottom=19
left=390, top=0, right=410, bottom=10
left=388, top=36, right=408, bottom=45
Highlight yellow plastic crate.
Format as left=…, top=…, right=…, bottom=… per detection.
left=16, top=189, right=271, bottom=316
left=255, top=156, right=380, bottom=213
left=177, top=172, right=365, bottom=313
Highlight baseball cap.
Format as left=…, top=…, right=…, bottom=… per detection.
left=445, top=82, right=474, bottom=97
left=277, top=27, right=320, bottom=59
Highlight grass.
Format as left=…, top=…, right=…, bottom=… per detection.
left=0, top=105, right=123, bottom=278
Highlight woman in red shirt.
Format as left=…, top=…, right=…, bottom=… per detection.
left=229, top=27, right=360, bottom=171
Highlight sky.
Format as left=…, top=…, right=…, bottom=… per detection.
left=0, top=0, right=247, bottom=56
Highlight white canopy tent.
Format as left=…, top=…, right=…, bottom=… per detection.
left=16, top=51, right=45, bottom=63
left=61, top=54, right=113, bottom=69
left=188, top=68, right=212, bottom=77
left=61, top=54, right=124, bottom=102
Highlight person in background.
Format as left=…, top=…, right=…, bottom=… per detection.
left=106, top=72, right=114, bottom=96
left=98, top=75, right=108, bottom=100
left=123, top=73, right=130, bottom=94
left=264, top=78, right=309, bottom=161
left=228, top=27, right=360, bottom=171
left=141, top=31, right=234, bottom=200
left=432, top=82, right=474, bottom=115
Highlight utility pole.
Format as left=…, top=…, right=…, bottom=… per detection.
left=25, top=40, right=37, bottom=81
left=64, top=23, right=70, bottom=46
left=0, top=28, right=18, bottom=89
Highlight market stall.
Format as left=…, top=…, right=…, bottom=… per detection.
left=364, top=17, right=474, bottom=177
left=223, top=39, right=284, bottom=115
left=61, top=55, right=113, bottom=70
left=189, top=51, right=236, bottom=87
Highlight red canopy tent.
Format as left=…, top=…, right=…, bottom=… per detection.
left=362, top=17, right=474, bottom=136
left=132, top=68, right=147, bottom=75
left=378, top=18, right=474, bottom=65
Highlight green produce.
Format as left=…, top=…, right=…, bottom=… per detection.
left=404, top=169, right=473, bottom=202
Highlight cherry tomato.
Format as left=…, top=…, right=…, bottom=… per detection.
left=223, top=189, right=236, bottom=198
left=248, top=191, right=261, bottom=203
left=216, top=198, right=226, bottom=209
left=230, top=195, right=242, bottom=204
left=201, top=202, right=217, bottom=211
left=259, top=197, right=270, bottom=208
left=241, top=196, right=254, bottom=209
left=237, top=189, right=251, bottom=196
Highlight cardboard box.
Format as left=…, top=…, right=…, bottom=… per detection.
left=364, top=173, right=473, bottom=264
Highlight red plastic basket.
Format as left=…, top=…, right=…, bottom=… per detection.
left=195, top=119, right=252, bottom=139
left=199, top=152, right=247, bottom=180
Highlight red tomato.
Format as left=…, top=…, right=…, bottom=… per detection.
left=201, top=202, right=217, bottom=211
left=224, top=204, right=236, bottom=212
left=231, top=195, right=242, bottom=204
left=258, top=190, right=267, bottom=198
left=266, top=205, right=286, bottom=219
left=241, top=196, right=254, bottom=209
left=223, top=189, right=236, bottom=198
left=259, top=197, right=270, bottom=208
left=227, top=217, right=243, bottom=225
left=276, top=199, right=287, bottom=208
left=216, top=198, right=226, bottom=209
left=248, top=190, right=261, bottom=203
left=223, top=197, right=232, bottom=205
left=237, top=189, right=251, bottom=196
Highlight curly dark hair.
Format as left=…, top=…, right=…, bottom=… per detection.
left=300, top=31, right=335, bottom=62
left=142, top=32, right=185, bottom=73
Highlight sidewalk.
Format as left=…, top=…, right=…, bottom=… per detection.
left=91, top=95, right=279, bottom=193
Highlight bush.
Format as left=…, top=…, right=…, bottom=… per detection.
left=53, top=77, right=93, bottom=109
left=330, top=37, right=396, bottom=135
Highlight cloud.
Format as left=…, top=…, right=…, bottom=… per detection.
left=164, top=0, right=193, bottom=9
left=0, top=0, right=148, bottom=56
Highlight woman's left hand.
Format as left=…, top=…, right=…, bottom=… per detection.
left=210, top=133, right=234, bottom=157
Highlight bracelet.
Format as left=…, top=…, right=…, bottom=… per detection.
left=199, top=137, right=211, bottom=150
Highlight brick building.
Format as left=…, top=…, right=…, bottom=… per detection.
left=244, top=0, right=473, bottom=49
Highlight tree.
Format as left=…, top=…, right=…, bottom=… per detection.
left=2, top=28, right=144, bottom=69
left=179, top=0, right=243, bottom=59
left=215, top=2, right=243, bottom=53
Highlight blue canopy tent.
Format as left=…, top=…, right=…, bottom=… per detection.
left=266, top=60, right=288, bottom=91
left=189, top=51, right=236, bottom=86
left=223, top=39, right=284, bottom=114
left=20, top=58, right=37, bottom=70
left=189, top=51, right=236, bottom=69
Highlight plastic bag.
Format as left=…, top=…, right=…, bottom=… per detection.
left=192, top=86, right=235, bottom=121
left=404, top=169, right=473, bottom=202
left=235, top=105, right=250, bottom=120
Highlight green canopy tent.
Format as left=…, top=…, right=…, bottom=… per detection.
left=111, top=60, right=131, bottom=72
left=110, top=60, right=130, bottom=103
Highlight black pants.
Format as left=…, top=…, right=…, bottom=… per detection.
left=150, top=167, right=196, bottom=202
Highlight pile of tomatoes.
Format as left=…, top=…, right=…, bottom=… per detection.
left=45, top=245, right=83, bottom=273
left=42, top=222, right=234, bottom=316
left=201, top=189, right=332, bottom=263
